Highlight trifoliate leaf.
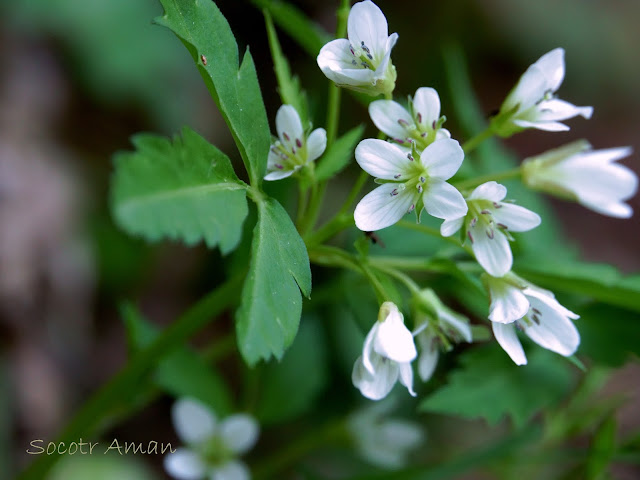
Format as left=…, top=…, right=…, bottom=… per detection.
left=156, top=0, right=271, bottom=186
left=420, top=345, right=574, bottom=428
left=111, top=127, right=247, bottom=254
left=236, top=197, right=312, bottom=365
left=316, top=125, right=365, bottom=181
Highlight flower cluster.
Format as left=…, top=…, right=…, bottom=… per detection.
left=310, top=0, right=637, bottom=398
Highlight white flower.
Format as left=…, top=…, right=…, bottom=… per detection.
left=354, top=138, right=467, bottom=231
left=522, top=140, right=637, bottom=218
left=352, top=302, right=418, bottom=400
left=348, top=400, right=424, bottom=469
left=441, top=181, right=541, bottom=277
left=483, top=274, right=580, bottom=365
left=164, top=399, right=259, bottom=480
left=413, top=289, right=472, bottom=382
left=492, top=48, right=592, bottom=136
left=317, top=0, right=398, bottom=96
left=369, top=87, right=451, bottom=149
left=265, top=105, right=326, bottom=181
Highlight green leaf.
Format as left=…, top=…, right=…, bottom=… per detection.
left=316, top=125, right=365, bottom=182
left=251, top=0, right=331, bottom=57
left=516, top=260, right=640, bottom=312
left=586, top=415, right=617, bottom=480
left=420, top=345, right=574, bottom=428
left=255, top=316, right=328, bottom=425
left=236, top=197, right=312, bottom=365
left=156, top=0, right=271, bottom=186
left=111, top=127, right=248, bottom=254
left=576, top=304, right=640, bottom=367
left=121, top=303, right=233, bottom=415
left=264, top=10, right=309, bottom=127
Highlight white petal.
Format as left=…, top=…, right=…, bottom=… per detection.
left=352, top=354, right=399, bottom=401
left=439, top=310, right=473, bottom=343
left=471, top=228, right=512, bottom=277
left=317, top=39, right=376, bottom=86
left=276, top=105, right=303, bottom=149
left=264, top=167, right=297, bottom=181
left=398, top=362, right=416, bottom=397
left=503, top=65, right=549, bottom=113
left=468, top=181, right=507, bottom=202
left=522, top=296, right=580, bottom=357
left=368, top=100, right=412, bottom=139
left=417, top=333, right=439, bottom=382
left=355, top=139, right=412, bottom=179
left=534, top=48, right=565, bottom=92
left=306, top=128, right=327, bottom=162
left=420, top=138, right=465, bottom=180
left=210, top=461, right=250, bottom=480
left=524, top=288, right=579, bottom=320
left=492, top=322, right=527, bottom=366
left=372, top=32, right=398, bottom=82
left=436, top=128, right=452, bottom=140
left=412, top=87, right=441, bottom=128
left=440, top=216, right=464, bottom=237
left=582, top=201, right=633, bottom=218
left=491, top=203, right=541, bottom=232
left=354, top=183, right=418, bottom=231
left=375, top=309, right=417, bottom=363
left=536, top=98, right=593, bottom=122
left=219, top=414, right=259, bottom=455
left=164, top=448, right=207, bottom=480
left=488, top=279, right=529, bottom=323
left=513, top=119, right=570, bottom=132
left=422, top=179, right=468, bottom=220
left=347, top=0, right=389, bottom=58
left=362, top=322, right=380, bottom=375
left=172, top=399, right=216, bottom=445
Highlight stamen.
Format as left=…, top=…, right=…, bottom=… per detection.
left=416, top=184, right=423, bottom=193
left=407, top=153, right=414, bottom=162
left=515, top=322, right=525, bottom=332
left=361, top=62, right=370, bottom=69
left=408, top=204, right=415, bottom=213
left=532, top=308, right=542, bottom=315
left=467, top=231, right=474, bottom=244
left=481, top=209, right=491, bottom=215
left=419, top=176, right=426, bottom=183
left=416, top=113, right=422, bottom=123
left=432, top=120, right=437, bottom=129
left=398, top=119, right=409, bottom=126
left=367, top=53, right=373, bottom=60
left=486, top=228, right=495, bottom=239
left=275, top=164, right=284, bottom=170
left=421, top=132, right=427, bottom=137
left=394, top=173, right=402, bottom=179
left=532, top=314, right=541, bottom=325
left=493, top=202, right=502, bottom=209
left=390, top=188, right=399, bottom=196
left=395, top=138, right=405, bottom=144
left=283, top=132, right=290, bottom=141
left=352, top=60, right=357, bottom=65
left=295, top=138, right=302, bottom=148
left=350, top=46, right=355, bottom=56
left=497, top=223, right=508, bottom=230
left=291, top=147, right=296, bottom=154
left=470, top=217, right=478, bottom=227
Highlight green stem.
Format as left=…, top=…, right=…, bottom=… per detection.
left=453, top=167, right=522, bottom=191
left=296, top=183, right=310, bottom=228
left=18, top=275, right=243, bottom=480
left=462, top=126, right=494, bottom=154
left=396, top=220, right=467, bottom=250
left=372, top=263, right=422, bottom=296
left=253, top=419, right=347, bottom=479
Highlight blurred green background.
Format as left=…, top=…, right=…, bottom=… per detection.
left=1, top=0, right=638, bottom=478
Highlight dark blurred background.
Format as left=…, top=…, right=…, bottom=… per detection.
left=1, top=0, right=638, bottom=478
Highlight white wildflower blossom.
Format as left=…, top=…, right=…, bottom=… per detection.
left=352, top=302, right=418, bottom=400
left=354, top=138, right=467, bottom=231
left=317, top=0, right=398, bottom=96
left=348, top=400, right=424, bottom=469
left=492, top=48, right=592, bottom=136
left=441, top=181, right=541, bottom=277
left=483, top=273, right=580, bottom=365
left=413, top=289, right=472, bottom=382
left=523, top=140, right=637, bottom=218
left=265, top=105, right=326, bottom=181
left=369, top=87, right=450, bottom=149
left=164, top=399, right=259, bottom=480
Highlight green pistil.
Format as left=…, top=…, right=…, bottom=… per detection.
left=198, top=436, right=234, bottom=466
